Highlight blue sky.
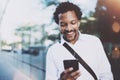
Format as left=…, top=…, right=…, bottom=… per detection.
left=0, top=0, right=97, bottom=43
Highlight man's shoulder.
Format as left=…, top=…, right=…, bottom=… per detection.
left=80, top=34, right=100, bottom=42
left=48, top=42, right=61, bottom=49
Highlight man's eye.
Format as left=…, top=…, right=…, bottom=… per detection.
left=60, top=23, right=66, bottom=26
left=71, top=21, right=76, bottom=25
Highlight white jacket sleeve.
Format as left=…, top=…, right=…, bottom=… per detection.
left=45, top=47, right=59, bottom=80
left=97, top=39, right=113, bottom=80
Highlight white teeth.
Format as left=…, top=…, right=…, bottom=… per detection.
left=67, top=32, right=73, bottom=35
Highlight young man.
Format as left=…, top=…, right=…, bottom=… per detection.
left=45, top=2, right=113, bottom=80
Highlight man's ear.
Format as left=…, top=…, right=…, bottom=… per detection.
left=78, top=20, right=80, bottom=26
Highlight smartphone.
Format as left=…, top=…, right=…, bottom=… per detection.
left=63, top=59, right=79, bottom=73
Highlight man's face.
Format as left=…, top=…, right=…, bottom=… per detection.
left=58, top=11, right=80, bottom=44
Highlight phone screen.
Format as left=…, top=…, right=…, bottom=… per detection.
left=63, top=59, right=79, bottom=72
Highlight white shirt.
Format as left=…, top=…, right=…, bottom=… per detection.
left=45, top=33, right=113, bottom=80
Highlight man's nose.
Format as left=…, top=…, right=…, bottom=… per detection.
left=66, top=24, right=72, bottom=31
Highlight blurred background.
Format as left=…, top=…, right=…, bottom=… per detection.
left=0, top=0, right=120, bottom=80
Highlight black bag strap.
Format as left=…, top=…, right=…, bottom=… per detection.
left=63, top=43, right=97, bottom=80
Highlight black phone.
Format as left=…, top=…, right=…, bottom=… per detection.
left=63, top=59, right=79, bottom=73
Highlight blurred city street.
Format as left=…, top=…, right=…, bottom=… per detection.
left=0, top=50, right=46, bottom=80
left=0, top=0, right=120, bottom=80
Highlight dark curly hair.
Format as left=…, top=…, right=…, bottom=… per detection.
left=53, top=2, right=82, bottom=24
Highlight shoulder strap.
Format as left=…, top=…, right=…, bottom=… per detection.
left=63, top=43, right=97, bottom=80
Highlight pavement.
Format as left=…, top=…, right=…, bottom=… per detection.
left=0, top=59, right=14, bottom=80
left=0, top=60, right=32, bottom=80
left=0, top=50, right=46, bottom=80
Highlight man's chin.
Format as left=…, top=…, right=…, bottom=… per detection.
left=66, top=37, right=74, bottom=42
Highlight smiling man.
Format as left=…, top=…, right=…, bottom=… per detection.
left=45, top=2, right=113, bottom=80
left=59, top=10, right=80, bottom=44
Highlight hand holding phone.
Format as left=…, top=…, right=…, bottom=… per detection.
left=63, top=59, right=79, bottom=73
